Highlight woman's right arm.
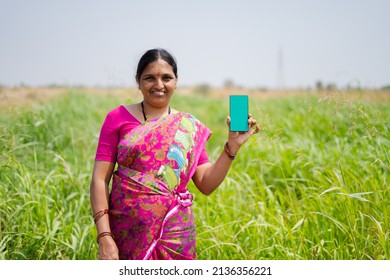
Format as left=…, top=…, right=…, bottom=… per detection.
left=90, top=160, right=119, bottom=260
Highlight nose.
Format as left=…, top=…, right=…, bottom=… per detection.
left=155, top=78, right=164, bottom=89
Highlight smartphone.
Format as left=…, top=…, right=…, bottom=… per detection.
left=229, top=95, right=249, bottom=132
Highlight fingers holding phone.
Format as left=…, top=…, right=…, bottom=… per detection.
left=226, top=95, right=260, bottom=156
left=248, top=114, right=260, bottom=135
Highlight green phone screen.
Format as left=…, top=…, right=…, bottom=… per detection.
left=229, top=95, right=248, bottom=132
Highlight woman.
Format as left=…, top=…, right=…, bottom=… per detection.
left=90, top=48, right=259, bottom=260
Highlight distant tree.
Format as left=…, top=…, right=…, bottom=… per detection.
left=223, top=79, right=234, bottom=88
left=256, top=86, right=268, bottom=91
left=193, top=83, right=211, bottom=96
left=315, top=80, right=323, bottom=91
left=326, top=83, right=337, bottom=91
left=19, top=82, right=30, bottom=88
left=380, top=85, right=390, bottom=91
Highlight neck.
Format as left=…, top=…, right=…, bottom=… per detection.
left=141, top=101, right=170, bottom=121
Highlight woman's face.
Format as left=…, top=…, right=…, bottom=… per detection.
left=138, top=59, right=177, bottom=108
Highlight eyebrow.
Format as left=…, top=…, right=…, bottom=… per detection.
left=142, top=73, right=174, bottom=77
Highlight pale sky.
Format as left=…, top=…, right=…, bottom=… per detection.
left=0, top=0, right=389, bottom=89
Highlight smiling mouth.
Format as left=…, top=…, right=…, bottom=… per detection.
left=150, top=90, right=166, bottom=94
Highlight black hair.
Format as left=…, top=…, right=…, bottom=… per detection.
left=135, top=48, right=178, bottom=82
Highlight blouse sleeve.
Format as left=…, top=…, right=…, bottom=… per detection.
left=197, top=145, right=210, bottom=166
left=95, top=112, right=119, bottom=163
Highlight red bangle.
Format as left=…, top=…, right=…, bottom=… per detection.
left=97, top=232, right=113, bottom=243
left=224, top=142, right=236, bottom=160
left=93, top=209, right=109, bottom=224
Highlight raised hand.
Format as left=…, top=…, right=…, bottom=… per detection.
left=226, top=113, right=260, bottom=155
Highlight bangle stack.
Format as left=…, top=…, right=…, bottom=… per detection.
left=93, top=209, right=113, bottom=243
left=224, top=142, right=236, bottom=160
left=97, top=232, right=113, bottom=243
left=93, top=209, right=109, bottom=224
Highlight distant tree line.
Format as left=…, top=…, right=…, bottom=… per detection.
left=315, top=80, right=390, bottom=92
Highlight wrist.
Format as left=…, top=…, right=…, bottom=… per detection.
left=226, top=141, right=240, bottom=155
left=97, top=232, right=113, bottom=244
left=224, top=142, right=237, bottom=160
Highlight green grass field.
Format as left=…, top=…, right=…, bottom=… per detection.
left=0, top=88, right=389, bottom=260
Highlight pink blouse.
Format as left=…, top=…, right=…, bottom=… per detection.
left=95, top=105, right=210, bottom=166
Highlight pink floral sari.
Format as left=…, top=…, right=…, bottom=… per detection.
left=108, top=112, right=210, bottom=260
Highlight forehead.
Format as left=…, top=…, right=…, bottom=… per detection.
left=142, top=59, right=174, bottom=76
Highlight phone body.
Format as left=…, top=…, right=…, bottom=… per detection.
left=229, top=95, right=249, bottom=132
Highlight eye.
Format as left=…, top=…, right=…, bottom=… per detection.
left=144, top=76, right=154, bottom=81
left=162, top=75, right=173, bottom=81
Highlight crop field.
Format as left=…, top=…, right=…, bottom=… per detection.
left=0, top=87, right=389, bottom=260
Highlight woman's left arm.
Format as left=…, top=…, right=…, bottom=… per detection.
left=192, top=114, right=259, bottom=195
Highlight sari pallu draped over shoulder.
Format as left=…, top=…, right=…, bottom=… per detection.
left=108, top=112, right=211, bottom=260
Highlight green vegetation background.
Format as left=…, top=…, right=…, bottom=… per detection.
left=0, top=90, right=389, bottom=259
